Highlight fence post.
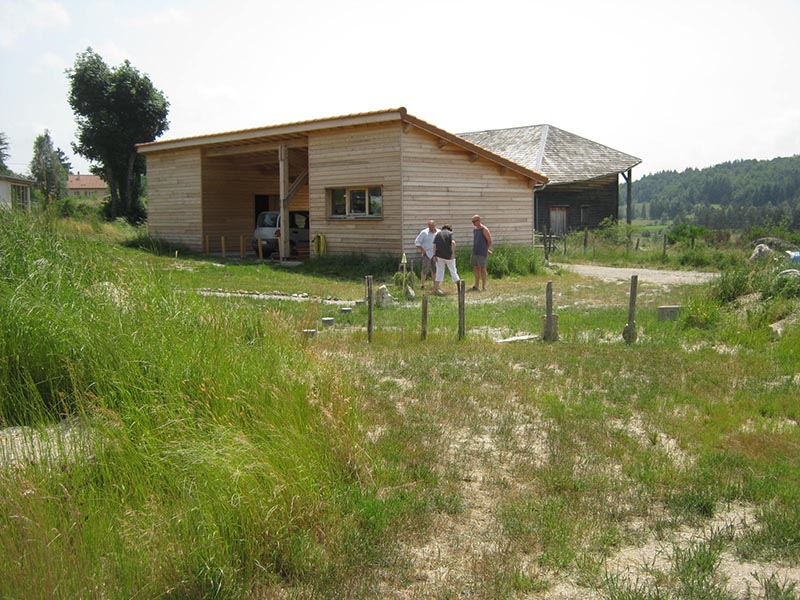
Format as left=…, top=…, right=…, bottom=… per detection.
left=240, top=235, right=245, bottom=259
left=662, top=234, right=667, bottom=258
left=366, top=275, right=374, bottom=343
left=622, top=274, right=638, bottom=344
left=204, top=235, right=209, bottom=254
left=421, top=294, right=428, bottom=341
left=458, top=279, right=466, bottom=340
left=583, top=228, right=588, bottom=254
left=221, top=235, right=226, bottom=258
left=544, top=225, right=550, bottom=261
left=542, top=280, right=559, bottom=341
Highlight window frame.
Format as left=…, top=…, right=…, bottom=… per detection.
left=327, top=186, right=383, bottom=220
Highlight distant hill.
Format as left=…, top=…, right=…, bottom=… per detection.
left=620, top=155, right=800, bottom=229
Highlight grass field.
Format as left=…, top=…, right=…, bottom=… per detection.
left=1, top=211, right=799, bottom=599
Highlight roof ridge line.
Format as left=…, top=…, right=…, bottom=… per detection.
left=535, top=125, right=549, bottom=172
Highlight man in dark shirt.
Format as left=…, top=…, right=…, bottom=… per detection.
left=432, top=224, right=460, bottom=295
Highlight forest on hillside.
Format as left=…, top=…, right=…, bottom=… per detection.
left=621, top=155, right=800, bottom=230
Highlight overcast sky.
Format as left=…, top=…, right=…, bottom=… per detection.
left=2, top=0, right=799, bottom=180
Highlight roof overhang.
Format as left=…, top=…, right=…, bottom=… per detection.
left=0, top=175, right=35, bottom=186
left=136, top=107, right=549, bottom=186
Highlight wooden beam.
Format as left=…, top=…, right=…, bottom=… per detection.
left=625, top=168, right=633, bottom=225
left=206, top=138, right=307, bottom=158
left=402, top=122, right=413, bottom=134
left=468, top=153, right=480, bottom=163
left=286, top=168, right=308, bottom=202
left=498, top=166, right=507, bottom=175
left=437, top=138, right=449, bottom=149
left=279, top=144, right=290, bottom=260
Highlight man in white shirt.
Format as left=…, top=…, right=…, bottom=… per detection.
left=414, top=219, right=439, bottom=289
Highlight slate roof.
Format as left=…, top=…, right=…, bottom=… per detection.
left=459, top=125, right=641, bottom=186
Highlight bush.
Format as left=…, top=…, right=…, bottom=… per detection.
left=710, top=266, right=754, bottom=303
left=488, top=252, right=510, bottom=278
left=680, top=297, right=721, bottom=330
left=768, top=272, right=800, bottom=300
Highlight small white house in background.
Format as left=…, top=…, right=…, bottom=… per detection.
left=0, top=174, right=33, bottom=210
left=67, top=173, right=107, bottom=198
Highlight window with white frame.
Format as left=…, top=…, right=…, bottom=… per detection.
left=328, top=186, right=382, bottom=218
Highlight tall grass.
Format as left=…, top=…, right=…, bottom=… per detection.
left=0, top=211, right=394, bottom=598
left=557, top=221, right=749, bottom=271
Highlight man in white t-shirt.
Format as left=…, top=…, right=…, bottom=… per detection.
left=414, top=219, right=439, bottom=289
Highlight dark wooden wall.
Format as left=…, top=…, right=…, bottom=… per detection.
left=535, top=174, right=619, bottom=232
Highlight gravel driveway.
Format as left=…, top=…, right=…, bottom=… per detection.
left=555, top=263, right=717, bottom=286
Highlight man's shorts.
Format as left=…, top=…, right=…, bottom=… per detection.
left=471, top=254, right=488, bottom=268
left=421, top=254, right=434, bottom=273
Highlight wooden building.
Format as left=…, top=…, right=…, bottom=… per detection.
left=460, top=125, right=641, bottom=234
left=137, top=108, right=549, bottom=258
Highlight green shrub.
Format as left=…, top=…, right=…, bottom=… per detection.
left=768, top=272, right=800, bottom=300
left=680, top=297, right=721, bottom=330
left=488, top=252, right=510, bottom=278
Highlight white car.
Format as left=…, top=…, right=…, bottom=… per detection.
left=252, top=210, right=310, bottom=257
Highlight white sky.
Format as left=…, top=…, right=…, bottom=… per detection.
left=2, top=0, right=799, bottom=180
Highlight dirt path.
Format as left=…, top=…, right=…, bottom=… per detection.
left=554, top=263, right=717, bottom=286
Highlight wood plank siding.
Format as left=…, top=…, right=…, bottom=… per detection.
left=535, top=174, right=619, bottom=233
left=141, top=110, right=551, bottom=258
left=146, top=149, right=203, bottom=250
left=202, top=150, right=309, bottom=252
left=308, top=123, right=402, bottom=256
left=401, top=127, right=535, bottom=255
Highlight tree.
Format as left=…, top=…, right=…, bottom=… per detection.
left=0, top=132, right=11, bottom=175
left=30, top=130, right=68, bottom=206
left=67, top=48, right=169, bottom=223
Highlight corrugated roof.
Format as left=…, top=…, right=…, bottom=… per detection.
left=459, top=125, right=641, bottom=185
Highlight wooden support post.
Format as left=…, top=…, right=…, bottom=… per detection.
left=663, top=234, right=667, bottom=258
left=457, top=279, right=466, bottom=340
left=421, top=294, right=428, bottom=341
left=278, top=143, right=290, bottom=261
left=240, top=236, right=245, bottom=259
left=366, top=275, right=374, bottom=343
left=542, top=280, right=559, bottom=342
left=221, top=235, right=226, bottom=258
left=624, top=168, right=633, bottom=225
left=544, top=225, right=550, bottom=261
left=563, top=235, right=567, bottom=256
left=204, top=235, right=209, bottom=254
left=257, top=239, right=264, bottom=260
left=583, top=228, right=588, bottom=254
left=622, top=274, right=638, bottom=344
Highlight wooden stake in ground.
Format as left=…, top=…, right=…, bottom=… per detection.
left=623, top=274, right=638, bottom=344
left=457, top=279, right=466, bottom=340
left=421, top=294, right=428, bottom=341
left=366, top=275, right=374, bottom=343
left=542, top=280, right=559, bottom=342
